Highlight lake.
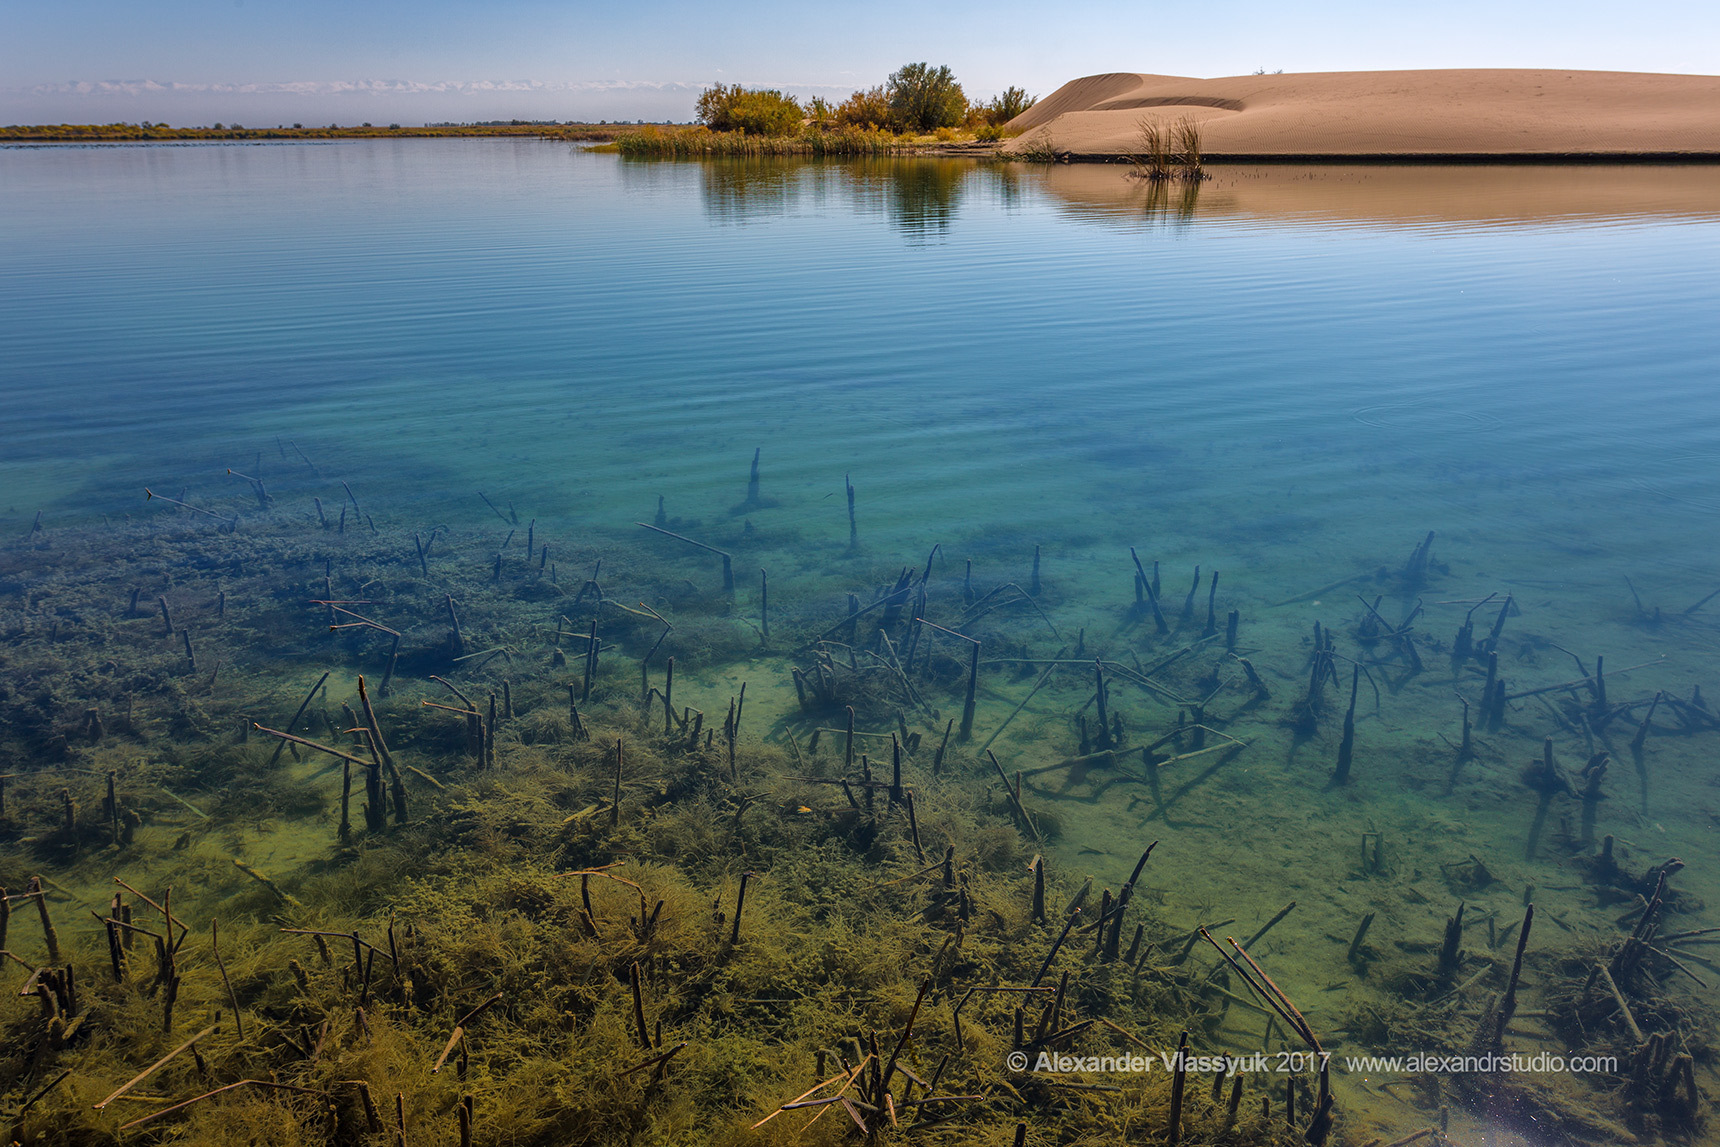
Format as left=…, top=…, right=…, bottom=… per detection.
left=2, top=139, right=1718, bottom=1145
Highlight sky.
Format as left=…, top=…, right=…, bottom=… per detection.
left=5, top=0, right=1718, bottom=126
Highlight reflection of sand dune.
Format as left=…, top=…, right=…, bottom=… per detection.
left=1005, top=70, right=1720, bottom=157
left=1035, top=163, right=1720, bottom=228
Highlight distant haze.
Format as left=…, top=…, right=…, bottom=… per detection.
left=4, top=0, right=1717, bottom=126
left=3, top=79, right=854, bottom=128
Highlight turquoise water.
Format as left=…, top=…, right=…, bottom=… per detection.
left=4, top=140, right=1720, bottom=1143
left=8, top=143, right=1719, bottom=560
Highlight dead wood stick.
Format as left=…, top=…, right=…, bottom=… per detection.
left=143, top=489, right=236, bottom=525
left=421, top=700, right=480, bottom=717
left=17, top=1069, right=72, bottom=1118
left=403, top=765, right=446, bottom=790
left=252, top=725, right=370, bottom=767
left=1271, top=572, right=1374, bottom=608
left=1505, top=658, right=1665, bottom=701
left=269, top=672, right=331, bottom=765
left=118, top=1080, right=323, bottom=1131
left=986, top=750, right=1039, bottom=840
left=1597, top=964, right=1644, bottom=1042
left=752, top=1057, right=871, bottom=1130
left=620, top=1041, right=688, bottom=1075
left=210, top=920, right=244, bottom=1040
left=94, top=1024, right=220, bottom=1108
left=980, top=652, right=1066, bottom=753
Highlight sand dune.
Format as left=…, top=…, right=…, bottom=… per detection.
left=1003, top=69, right=1720, bottom=158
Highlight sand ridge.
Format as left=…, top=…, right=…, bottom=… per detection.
left=1003, top=69, right=1720, bottom=158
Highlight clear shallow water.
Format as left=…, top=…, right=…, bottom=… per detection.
left=5, top=140, right=1720, bottom=1142
left=5, top=142, right=1719, bottom=563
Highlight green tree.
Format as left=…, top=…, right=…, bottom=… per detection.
left=835, top=86, right=891, bottom=130
left=982, top=86, right=1037, bottom=126
left=886, top=63, right=967, bottom=133
left=695, top=83, right=804, bottom=136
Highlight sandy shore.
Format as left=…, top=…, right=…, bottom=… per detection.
left=1002, top=69, right=1720, bottom=159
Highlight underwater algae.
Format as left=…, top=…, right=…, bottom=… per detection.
left=0, top=447, right=1715, bottom=1147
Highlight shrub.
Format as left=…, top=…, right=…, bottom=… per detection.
left=886, top=62, right=966, bottom=133
left=978, top=86, right=1038, bottom=127
left=835, top=85, right=892, bottom=130
left=694, top=83, right=803, bottom=136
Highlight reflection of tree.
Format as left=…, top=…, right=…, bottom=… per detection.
left=690, top=156, right=978, bottom=239
left=882, top=160, right=966, bottom=237
left=697, top=159, right=802, bottom=222
left=980, top=163, right=1027, bottom=211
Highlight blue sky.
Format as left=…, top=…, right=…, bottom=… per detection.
left=5, top=0, right=1717, bottom=125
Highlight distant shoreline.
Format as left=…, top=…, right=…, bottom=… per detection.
left=0, top=123, right=626, bottom=143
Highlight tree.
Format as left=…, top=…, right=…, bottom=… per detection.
left=981, top=86, right=1037, bottom=126
left=695, top=83, right=804, bottom=136
left=835, top=86, right=891, bottom=130
left=886, top=63, right=966, bottom=133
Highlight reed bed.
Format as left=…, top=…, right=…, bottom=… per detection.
left=1129, top=116, right=1208, bottom=182
left=615, top=125, right=916, bottom=158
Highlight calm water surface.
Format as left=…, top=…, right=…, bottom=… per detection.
left=6, top=141, right=1719, bottom=563
left=4, top=139, right=1720, bottom=1140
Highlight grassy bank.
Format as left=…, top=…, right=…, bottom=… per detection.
left=613, top=125, right=935, bottom=158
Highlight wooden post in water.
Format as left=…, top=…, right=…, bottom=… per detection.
left=1167, top=1029, right=1189, bottom=1147
left=582, top=619, right=598, bottom=701
left=611, top=739, right=623, bottom=827
left=663, top=657, right=675, bottom=736
left=845, top=475, right=857, bottom=549
left=961, top=640, right=980, bottom=742
left=446, top=595, right=466, bottom=659
left=1332, top=665, right=1359, bottom=784
left=1129, top=548, right=1169, bottom=634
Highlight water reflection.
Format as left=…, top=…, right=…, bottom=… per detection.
left=1037, top=163, right=1720, bottom=230
left=642, top=152, right=1720, bottom=235
left=696, top=158, right=804, bottom=221
left=1134, top=174, right=1204, bottom=227
left=873, top=158, right=968, bottom=238
left=692, top=157, right=982, bottom=239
